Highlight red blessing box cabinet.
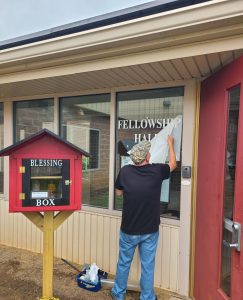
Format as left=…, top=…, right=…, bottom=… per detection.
left=0, top=129, right=89, bottom=212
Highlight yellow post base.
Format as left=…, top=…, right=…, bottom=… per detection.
left=39, top=297, right=60, bottom=300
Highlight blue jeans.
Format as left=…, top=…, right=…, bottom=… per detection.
left=111, top=230, right=159, bottom=300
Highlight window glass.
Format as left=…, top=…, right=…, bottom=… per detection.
left=30, top=160, right=63, bottom=200
left=0, top=103, right=3, bottom=193
left=22, top=159, right=70, bottom=207
left=60, top=94, right=110, bottom=208
left=116, top=87, right=184, bottom=219
left=220, top=86, right=240, bottom=296
left=14, top=99, right=54, bottom=142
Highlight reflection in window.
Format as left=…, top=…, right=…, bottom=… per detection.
left=116, top=87, right=184, bottom=219
left=220, top=86, right=240, bottom=297
left=0, top=103, right=3, bottom=193
left=60, top=94, right=110, bottom=208
left=14, top=99, right=54, bottom=142
left=22, top=159, right=70, bottom=207
left=30, top=163, right=63, bottom=200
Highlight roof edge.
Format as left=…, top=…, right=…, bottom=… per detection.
left=0, top=0, right=211, bottom=51
left=0, top=129, right=90, bottom=157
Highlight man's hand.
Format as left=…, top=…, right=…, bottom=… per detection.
left=167, top=135, right=174, bottom=147
left=167, top=135, right=177, bottom=172
left=116, top=189, right=123, bottom=196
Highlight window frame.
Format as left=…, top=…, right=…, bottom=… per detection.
left=78, top=80, right=195, bottom=229
left=59, top=93, right=110, bottom=209
left=114, top=87, right=184, bottom=219
left=3, top=80, right=195, bottom=227
left=0, top=102, right=4, bottom=194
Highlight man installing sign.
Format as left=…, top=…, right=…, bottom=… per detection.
left=111, top=135, right=176, bottom=300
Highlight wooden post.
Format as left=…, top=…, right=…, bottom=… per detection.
left=24, top=211, right=74, bottom=299
left=42, top=211, right=54, bottom=298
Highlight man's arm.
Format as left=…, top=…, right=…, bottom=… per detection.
left=116, top=189, right=123, bottom=196
left=167, top=135, right=177, bottom=172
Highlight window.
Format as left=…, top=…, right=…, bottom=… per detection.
left=60, top=94, right=110, bottom=208
left=14, top=99, right=54, bottom=142
left=220, top=86, right=240, bottom=296
left=0, top=103, right=3, bottom=193
left=116, top=87, right=184, bottom=219
left=22, top=159, right=70, bottom=207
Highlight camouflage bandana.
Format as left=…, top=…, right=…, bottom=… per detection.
left=130, top=140, right=151, bottom=165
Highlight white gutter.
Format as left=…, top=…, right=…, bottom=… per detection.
left=0, top=0, right=241, bottom=65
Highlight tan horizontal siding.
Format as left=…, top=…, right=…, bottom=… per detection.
left=0, top=199, right=179, bottom=291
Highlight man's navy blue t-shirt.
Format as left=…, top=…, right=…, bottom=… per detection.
left=115, top=163, right=170, bottom=235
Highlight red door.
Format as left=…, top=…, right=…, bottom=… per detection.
left=194, top=56, right=243, bottom=300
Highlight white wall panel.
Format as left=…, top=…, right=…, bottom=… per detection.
left=96, top=215, right=104, bottom=268
left=72, top=212, right=80, bottom=263
left=161, top=226, right=171, bottom=289
left=0, top=200, right=179, bottom=292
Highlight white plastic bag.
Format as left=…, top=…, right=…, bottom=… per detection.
left=88, top=263, right=99, bottom=284
left=81, top=263, right=99, bottom=284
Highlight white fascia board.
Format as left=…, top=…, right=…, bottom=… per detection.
left=0, top=0, right=242, bottom=66
left=1, top=33, right=243, bottom=85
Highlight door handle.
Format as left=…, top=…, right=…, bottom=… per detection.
left=223, top=240, right=239, bottom=249
left=223, top=219, right=241, bottom=252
